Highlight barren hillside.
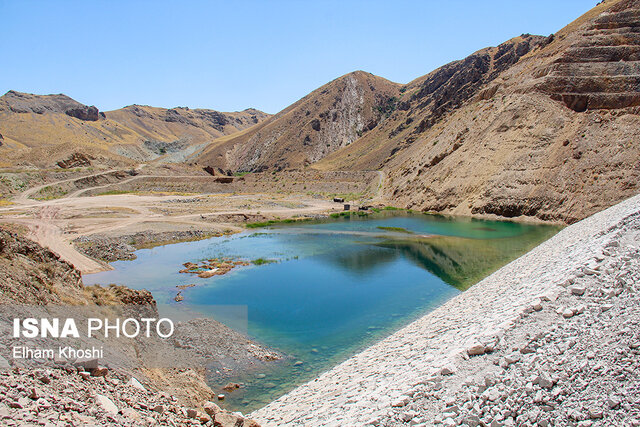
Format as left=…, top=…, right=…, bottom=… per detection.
left=315, top=35, right=550, bottom=171
left=0, top=90, right=269, bottom=168
left=195, top=70, right=401, bottom=172
left=381, top=0, right=640, bottom=223
left=312, top=0, right=640, bottom=223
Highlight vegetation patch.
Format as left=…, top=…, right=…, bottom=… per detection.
left=97, top=190, right=132, bottom=196
left=329, top=211, right=369, bottom=219
left=376, top=226, right=414, bottom=234
left=34, top=186, right=68, bottom=200
left=251, top=258, right=276, bottom=266
left=245, top=218, right=312, bottom=228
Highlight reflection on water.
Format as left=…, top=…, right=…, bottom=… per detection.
left=85, top=211, right=560, bottom=412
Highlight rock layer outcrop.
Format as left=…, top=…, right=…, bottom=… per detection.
left=314, top=0, right=640, bottom=224
left=537, top=0, right=640, bottom=111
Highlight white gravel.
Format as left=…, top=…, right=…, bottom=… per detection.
left=251, top=194, right=640, bottom=426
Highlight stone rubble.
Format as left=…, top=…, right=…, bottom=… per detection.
left=0, top=364, right=260, bottom=426
left=251, top=195, right=640, bottom=426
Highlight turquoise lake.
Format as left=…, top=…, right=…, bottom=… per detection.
left=84, top=212, right=560, bottom=412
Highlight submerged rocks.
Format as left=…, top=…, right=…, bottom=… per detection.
left=180, top=257, right=251, bottom=278
left=222, top=382, right=241, bottom=392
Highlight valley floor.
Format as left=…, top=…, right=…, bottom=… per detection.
left=0, top=166, right=381, bottom=273
left=250, top=194, right=640, bottom=426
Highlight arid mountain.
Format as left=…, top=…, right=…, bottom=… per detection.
left=315, top=0, right=640, bottom=223
left=1, top=0, right=638, bottom=224
left=195, top=70, right=401, bottom=172
left=315, top=34, right=550, bottom=171
left=0, top=90, right=269, bottom=168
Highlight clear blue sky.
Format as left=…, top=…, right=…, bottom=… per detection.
left=0, top=1, right=595, bottom=114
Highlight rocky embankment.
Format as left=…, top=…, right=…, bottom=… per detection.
left=251, top=194, right=640, bottom=426
left=74, top=230, right=222, bottom=262
left=0, top=228, right=272, bottom=426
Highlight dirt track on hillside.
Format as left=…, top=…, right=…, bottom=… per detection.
left=0, top=173, right=350, bottom=273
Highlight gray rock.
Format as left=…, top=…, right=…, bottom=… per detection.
left=95, top=394, right=118, bottom=415
left=467, top=342, right=486, bottom=356
left=569, top=285, right=586, bottom=296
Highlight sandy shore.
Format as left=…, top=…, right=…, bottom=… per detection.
left=250, top=194, right=640, bottom=426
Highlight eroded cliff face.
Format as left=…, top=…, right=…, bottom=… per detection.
left=535, top=0, right=640, bottom=112
left=315, top=35, right=549, bottom=172
left=0, top=227, right=87, bottom=305
left=195, top=70, right=401, bottom=172
left=381, top=0, right=640, bottom=224
left=0, top=227, right=156, bottom=305
left=0, top=90, right=102, bottom=121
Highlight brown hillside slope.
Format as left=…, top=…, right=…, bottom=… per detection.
left=321, top=0, right=640, bottom=223
left=195, top=71, right=401, bottom=172
left=0, top=90, right=269, bottom=168
left=315, top=35, right=549, bottom=171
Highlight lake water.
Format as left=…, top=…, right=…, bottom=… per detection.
left=84, top=212, right=560, bottom=412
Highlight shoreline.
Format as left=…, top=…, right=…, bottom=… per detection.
left=250, top=194, right=640, bottom=426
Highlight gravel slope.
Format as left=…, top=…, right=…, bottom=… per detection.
left=251, top=194, right=640, bottom=426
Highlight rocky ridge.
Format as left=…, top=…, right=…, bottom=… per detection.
left=0, top=91, right=270, bottom=168
left=377, top=0, right=640, bottom=223
left=0, top=91, right=102, bottom=121
left=315, top=34, right=549, bottom=171
left=195, top=71, right=401, bottom=172
left=536, top=0, right=640, bottom=112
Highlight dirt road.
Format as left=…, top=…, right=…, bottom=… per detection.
left=1, top=177, right=339, bottom=274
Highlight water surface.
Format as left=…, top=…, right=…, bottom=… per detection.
left=85, top=212, right=560, bottom=411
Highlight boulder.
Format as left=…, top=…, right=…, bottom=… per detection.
left=90, top=366, right=108, bottom=377
left=222, top=382, right=241, bottom=392
left=467, top=342, right=486, bottom=356
left=126, top=377, right=146, bottom=391
left=569, top=285, right=586, bottom=296
left=95, top=394, right=118, bottom=415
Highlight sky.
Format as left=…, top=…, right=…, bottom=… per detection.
left=0, top=1, right=596, bottom=114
